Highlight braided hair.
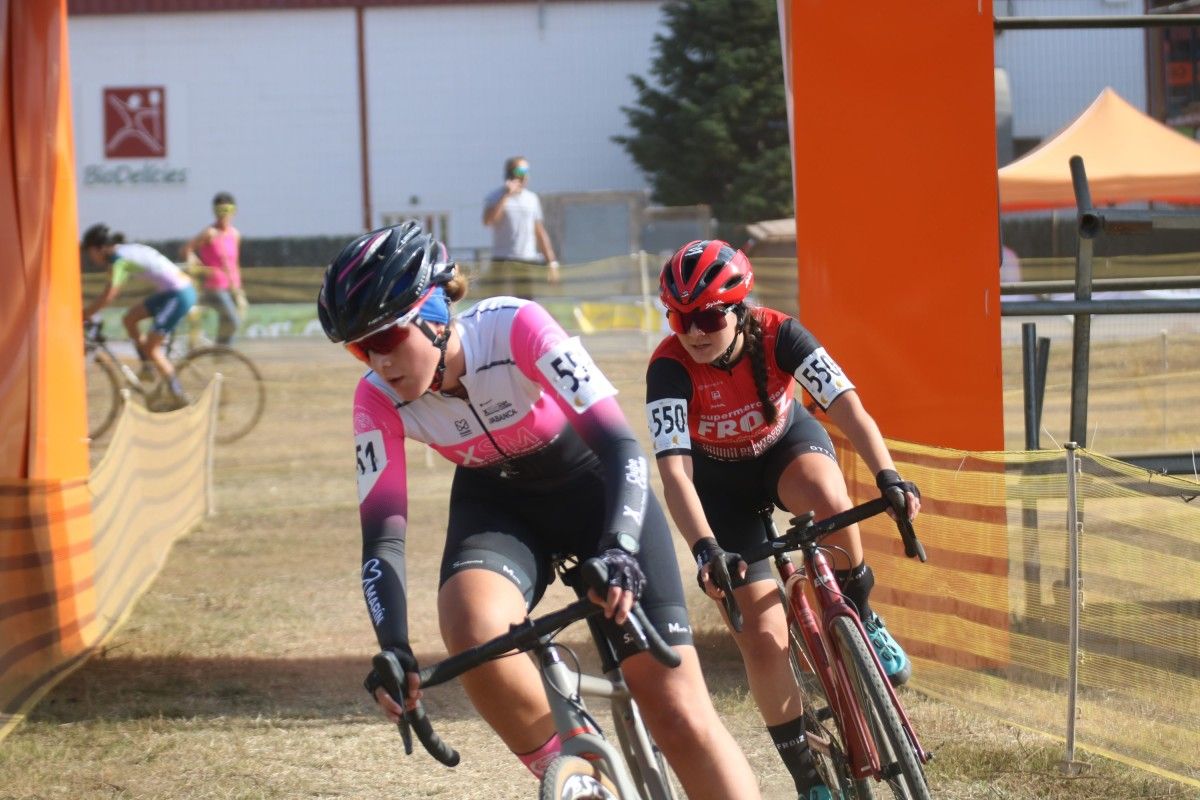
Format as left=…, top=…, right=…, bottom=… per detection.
left=739, top=306, right=777, bottom=425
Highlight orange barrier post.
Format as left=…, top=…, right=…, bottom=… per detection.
left=0, top=0, right=98, bottom=739
left=788, top=2, right=1008, bottom=670
left=789, top=2, right=1003, bottom=452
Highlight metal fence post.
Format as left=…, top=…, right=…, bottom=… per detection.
left=637, top=250, right=654, bottom=351
left=1061, top=442, right=1086, bottom=775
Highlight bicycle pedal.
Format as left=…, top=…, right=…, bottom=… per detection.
left=815, top=706, right=835, bottom=722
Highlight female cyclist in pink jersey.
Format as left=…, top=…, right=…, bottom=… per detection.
left=318, top=221, right=760, bottom=799
left=644, top=240, right=921, bottom=800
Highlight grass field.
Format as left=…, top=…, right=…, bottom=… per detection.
left=3, top=334, right=1196, bottom=799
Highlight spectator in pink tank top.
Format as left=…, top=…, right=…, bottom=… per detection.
left=181, top=191, right=245, bottom=345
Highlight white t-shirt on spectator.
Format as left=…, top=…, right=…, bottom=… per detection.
left=484, top=187, right=544, bottom=262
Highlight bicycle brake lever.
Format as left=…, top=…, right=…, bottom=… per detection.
left=372, top=651, right=460, bottom=766
left=884, top=487, right=928, bottom=563
left=709, top=556, right=744, bottom=634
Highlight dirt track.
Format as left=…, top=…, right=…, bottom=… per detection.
left=8, top=333, right=1188, bottom=799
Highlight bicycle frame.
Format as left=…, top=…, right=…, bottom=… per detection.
left=536, top=632, right=673, bottom=799
left=771, top=524, right=930, bottom=782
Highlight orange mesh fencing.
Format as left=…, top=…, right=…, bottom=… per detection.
left=0, top=384, right=217, bottom=742
left=831, top=433, right=1200, bottom=789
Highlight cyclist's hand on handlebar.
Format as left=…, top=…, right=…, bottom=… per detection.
left=590, top=548, right=646, bottom=626
left=876, top=469, right=921, bottom=521
left=365, top=646, right=421, bottom=721
left=692, top=537, right=746, bottom=599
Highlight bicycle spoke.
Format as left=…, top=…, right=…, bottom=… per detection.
left=175, top=346, right=266, bottom=443
left=85, top=349, right=123, bottom=440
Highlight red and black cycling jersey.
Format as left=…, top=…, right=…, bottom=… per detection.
left=645, top=307, right=855, bottom=461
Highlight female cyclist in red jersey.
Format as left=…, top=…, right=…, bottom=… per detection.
left=644, top=239, right=921, bottom=800
left=318, top=221, right=760, bottom=799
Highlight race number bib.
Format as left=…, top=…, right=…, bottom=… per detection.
left=795, top=347, right=854, bottom=409
left=646, top=398, right=691, bottom=454
left=535, top=337, right=617, bottom=413
left=355, top=429, right=387, bottom=502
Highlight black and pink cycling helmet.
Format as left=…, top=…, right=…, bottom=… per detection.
left=317, top=220, right=455, bottom=343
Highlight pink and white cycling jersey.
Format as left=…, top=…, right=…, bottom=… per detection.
left=353, top=297, right=648, bottom=547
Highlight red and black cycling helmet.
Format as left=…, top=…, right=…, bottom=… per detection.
left=659, top=239, right=754, bottom=313
left=317, top=220, right=455, bottom=343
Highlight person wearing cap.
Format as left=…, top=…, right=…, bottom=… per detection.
left=181, top=191, right=245, bottom=345
left=482, top=156, right=559, bottom=300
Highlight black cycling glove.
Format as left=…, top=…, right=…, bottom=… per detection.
left=691, top=537, right=744, bottom=595
left=598, top=548, right=646, bottom=600
left=364, top=644, right=418, bottom=703
left=876, top=469, right=921, bottom=509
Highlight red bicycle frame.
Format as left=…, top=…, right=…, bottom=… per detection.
left=774, top=542, right=930, bottom=782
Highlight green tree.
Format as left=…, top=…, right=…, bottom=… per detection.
left=615, top=0, right=792, bottom=231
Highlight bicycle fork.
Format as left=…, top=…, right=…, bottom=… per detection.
left=538, top=642, right=644, bottom=797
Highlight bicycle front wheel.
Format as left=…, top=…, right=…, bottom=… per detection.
left=782, top=588, right=861, bottom=799
left=539, top=755, right=623, bottom=800
left=86, top=348, right=123, bottom=440
left=175, top=346, right=265, bottom=443
left=831, top=616, right=930, bottom=800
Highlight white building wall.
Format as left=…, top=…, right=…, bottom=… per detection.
left=68, top=2, right=665, bottom=249
left=70, top=9, right=362, bottom=240
left=365, top=1, right=663, bottom=251
left=994, top=0, right=1147, bottom=141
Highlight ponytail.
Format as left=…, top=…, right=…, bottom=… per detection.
left=741, top=307, right=777, bottom=425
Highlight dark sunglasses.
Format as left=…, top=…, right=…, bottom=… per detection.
left=345, top=321, right=415, bottom=363
left=666, top=306, right=732, bottom=335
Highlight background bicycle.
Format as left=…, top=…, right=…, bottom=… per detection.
left=714, top=495, right=932, bottom=800
left=84, top=319, right=266, bottom=444
left=375, top=557, right=682, bottom=800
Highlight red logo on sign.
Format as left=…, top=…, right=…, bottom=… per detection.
left=103, top=86, right=167, bottom=158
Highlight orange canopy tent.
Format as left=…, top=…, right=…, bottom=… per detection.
left=998, top=87, right=1200, bottom=211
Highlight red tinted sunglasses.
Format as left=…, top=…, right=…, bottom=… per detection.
left=345, top=321, right=415, bottom=363
left=666, top=306, right=732, bottom=335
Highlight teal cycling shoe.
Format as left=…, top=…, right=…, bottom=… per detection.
left=803, top=784, right=835, bottom=800
left=865, top=613, right=911, bottom=686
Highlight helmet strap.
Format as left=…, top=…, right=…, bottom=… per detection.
left=415, top=318, right=452, bottom=393
left=710, top=305, right=748, bottom=370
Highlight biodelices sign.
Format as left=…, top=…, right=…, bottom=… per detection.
left=82, top=86, right=189, bottom=186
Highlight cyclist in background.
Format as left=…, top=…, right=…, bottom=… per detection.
left=644, top=240, right=921, bottom=800
left=181, top=191, right=245, bottom=345
left=318, top=221, right=760, bottom=800
left=81, top=223, right=196, bottom=406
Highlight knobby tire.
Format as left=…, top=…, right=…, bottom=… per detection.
left=831, top=616, right=930, bottom=800
left=539, top=755, right=623, bottom=800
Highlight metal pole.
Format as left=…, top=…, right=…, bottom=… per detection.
left=1061, top=443, right=1084, bottom=775
left=1021, top=323, right=1040, bottom=451
left=637, top=250, right=654, bottom=351
left=1020, top=324, right=1043, bottom=615
left=1068, top=156, right=1094, bottom=449
left=995, top=14, right=1200, bottom=30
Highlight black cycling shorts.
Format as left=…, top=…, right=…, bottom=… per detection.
left=438, top=464, right=694, bottom=662
left=692, top=408, right=836, bottom=585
